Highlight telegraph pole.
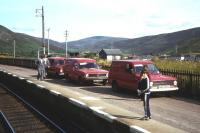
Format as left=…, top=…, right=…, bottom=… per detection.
left=36, top=6, right=45, bottom=55
left=13, top=40, right=16, bottom=58
left=65, top=30, right=68, bottom=58
left=47, top=28, right=50, bottom=55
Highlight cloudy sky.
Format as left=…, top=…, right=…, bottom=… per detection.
left=1, top=0, right=200, bottom=42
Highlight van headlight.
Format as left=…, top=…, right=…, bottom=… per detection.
left=60, top=69, right=63, bottom=73
left=150, top=82, right=153, bottom=87
left=174, top=81, right=177, bottom=86
left=85, top=74, right=89, bottom=78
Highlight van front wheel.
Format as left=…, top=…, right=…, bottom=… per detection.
left=112, top=81, right=119, bottom=91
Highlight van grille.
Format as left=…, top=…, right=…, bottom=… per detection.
left=88, top=74, right=107, bottom=77
left=153, top=80, right=174, bottom=86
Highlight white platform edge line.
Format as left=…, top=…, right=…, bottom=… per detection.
left=89, top=106, right=104, bottom=110
left=12, top=74, right=17, bottom=77
left=69, top=98, right=87, bottom=109
left=90, top=108, right=117, bottom=123
left=19, top=77, right=25, bottom=80
left=50, top=90, right=61, bottom=96
left=80, top=96, right=99, bottom=101
left=27, top=80, right=33, bottom=84
left=130, top=125, right=151, bottom=133
left=37, top=84, right=45, bottom=88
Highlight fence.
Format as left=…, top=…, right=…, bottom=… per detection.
left=160, top=69, right=200, bottom=99
left=0, top=57, right=36, bottom=69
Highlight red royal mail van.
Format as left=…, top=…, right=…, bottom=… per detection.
left=109, top=60, right=178, bottom=92
left=64, top=58, right=108, bottom=85
left=47, top=57, right=65, bottom=77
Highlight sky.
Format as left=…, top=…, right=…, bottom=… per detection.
left=1, top=0, right=200, bottom=42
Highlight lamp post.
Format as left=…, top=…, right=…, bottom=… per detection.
left=65, top=30, right=68, bottom=58
left=47, top=28, right=50, bottom=55
left=36, top=6, right=45, bottom=55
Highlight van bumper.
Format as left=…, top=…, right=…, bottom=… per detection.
left=151, top=87, right=179, bottom=92
left=84, top=77, right=108, bottom=82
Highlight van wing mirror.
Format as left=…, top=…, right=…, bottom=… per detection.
left=74, top=63, right=79, bottom=70
left=98, top=65, right=102, bottom=69
left=130, top=69, right=135, bottom=74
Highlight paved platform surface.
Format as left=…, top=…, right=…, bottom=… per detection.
left=0, top=64, right=192, bottom=133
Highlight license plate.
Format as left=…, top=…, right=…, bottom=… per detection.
left=158, top=85, right=170, bottom=88
left=93, top=80, right=103, bottom=82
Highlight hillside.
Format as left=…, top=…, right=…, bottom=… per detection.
left=113, top=27, right=200, bottom=55
left=0, top=25, right=63, bottom=57
left=67, top=27, right=200, bottom=55
left=1, top=25, right=200, bottom=57
left=66, top=36, right=128, bottom=52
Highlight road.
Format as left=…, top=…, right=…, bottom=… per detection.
left=0, top=64, right=200, bottom=133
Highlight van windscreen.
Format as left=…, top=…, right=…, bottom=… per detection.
left=79, top=62, right=99, bottom=69
left=134, top=64, right=159, bottom=73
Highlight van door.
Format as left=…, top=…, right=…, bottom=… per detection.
left=123, top=63, right=137, bottom=90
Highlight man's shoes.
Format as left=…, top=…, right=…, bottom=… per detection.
left=144, top=116, right=151, bottom=120
left=144, top=116, right=149, bottom=120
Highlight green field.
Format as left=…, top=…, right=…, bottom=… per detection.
left=153, top=59, right=200, bottom=72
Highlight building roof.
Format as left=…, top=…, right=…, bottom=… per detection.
left=101, top=49, right=122, bottom=55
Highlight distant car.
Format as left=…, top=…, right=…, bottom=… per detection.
left=109, top=60, right=178, bottom=93
left=47, top=57, right=66, bottom=77
left=63, top=58, right=108, bottom=85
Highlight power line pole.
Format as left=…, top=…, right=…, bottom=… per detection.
left=47, top=28, right=50, bottom=55
left=36, top=6, right=45, bottom=55
left=13, top=40, right=16, bottom=58
left=175, top=44, right=178, bottom=54
left=65, top=30, right=68, bottom=58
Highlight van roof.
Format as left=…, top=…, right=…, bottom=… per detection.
left=67, top=58, right=96, bottom=63
left=112, top=60, right=153, bottom=65
left=48, top=57, right=66, bottom=60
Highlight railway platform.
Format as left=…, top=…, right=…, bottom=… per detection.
left=0, top=64, right=187, bottom=133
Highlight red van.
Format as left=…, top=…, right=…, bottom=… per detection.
left=47, top=57, right=65, bottom=77
left=109, top=60, right=178, bottom=92
left=64, top=58, right=108, bottom=85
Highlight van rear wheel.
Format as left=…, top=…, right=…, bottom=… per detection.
left=112, top=81, right=119, bottom=91
left=65, top=74, right=71, bottom=82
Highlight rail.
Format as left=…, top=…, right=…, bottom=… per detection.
left=0, top=111, right=15, bottom=133
left=0, top=83, right=66, bottom=133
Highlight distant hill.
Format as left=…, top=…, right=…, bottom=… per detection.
left=66, top=27, right=200, bottom=55
left=66, top=36, right=128, bottom=52
left=0, top=25, right=63, bottom=57
left=1, top=25, right=200, bottom=58
left=113, top=27, right=200, bottom=55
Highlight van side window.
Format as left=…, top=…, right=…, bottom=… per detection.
left=134, top=64, right=143, bottom=73
left=125, top=64, right=133, bottom=73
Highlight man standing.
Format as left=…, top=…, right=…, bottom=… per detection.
left=36, top=55, right=45, bottom=80
left=43, top=54, right=49, bottom=79
left=138, top=66, right=151, bottom=120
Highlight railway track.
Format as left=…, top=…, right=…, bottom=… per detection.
left=0, top=84, right=63, bottom=133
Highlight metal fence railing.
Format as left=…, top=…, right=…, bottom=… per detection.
left=160, top=69, right=200, bottom=99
